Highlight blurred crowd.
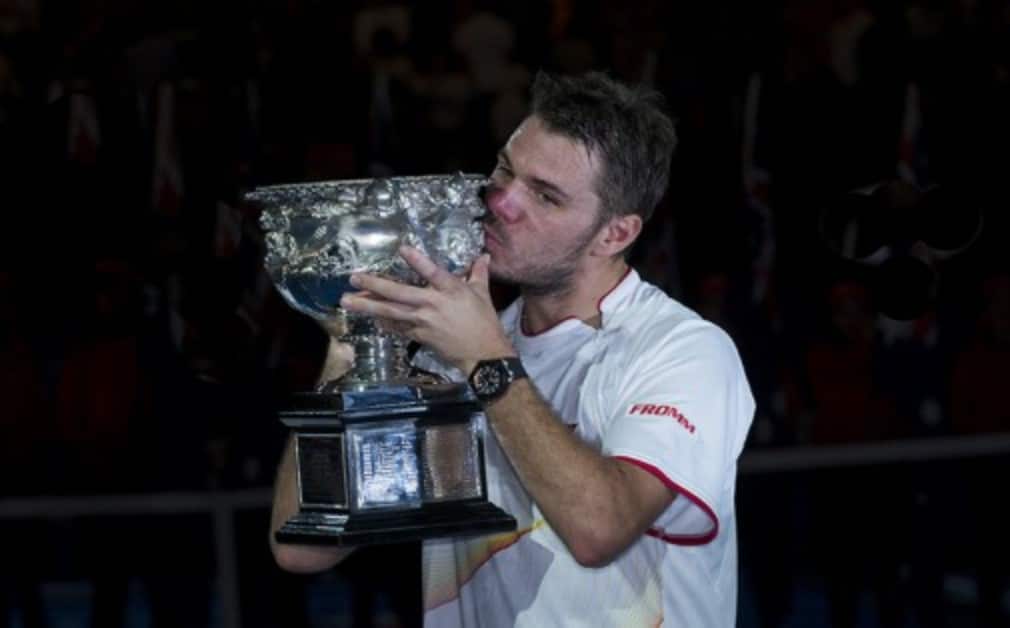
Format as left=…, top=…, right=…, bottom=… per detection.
left=1, top=0, right=1009, bottom=626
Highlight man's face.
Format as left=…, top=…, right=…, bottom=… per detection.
left=483, top=115, right=607, bottom=296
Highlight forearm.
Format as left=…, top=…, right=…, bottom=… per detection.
left=270, top=435, right=353, bottom=573
left=485, top=380, right=670, bottom=566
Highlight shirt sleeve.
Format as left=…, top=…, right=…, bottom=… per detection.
left=600, top=319, right=755, bottom=544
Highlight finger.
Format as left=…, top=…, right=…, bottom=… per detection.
left=323, top=338, right=355, bottom=369
left=317, top=317, right=348, bottom=339
left=467, top=253, right=490, bottom=289
left=349, top=272, right=428, bottom=306
left=340, top=292, right=418, bottom=323
left=399, top=245, right=456, bottom=291
left=319, top=339, right=355, bottom=384
left=328, top=339, right=355, bottom=364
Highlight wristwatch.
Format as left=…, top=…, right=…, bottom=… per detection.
left=468, top=357, right=527, bottom=405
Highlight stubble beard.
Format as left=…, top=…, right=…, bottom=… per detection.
left=485, top=216, right=603, bottom=298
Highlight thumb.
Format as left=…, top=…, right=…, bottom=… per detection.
left=467, top=253, right=491, bottom=287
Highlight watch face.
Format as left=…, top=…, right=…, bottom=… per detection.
left=473, top=364, right=504, bottom=395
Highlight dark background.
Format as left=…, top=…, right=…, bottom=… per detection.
left=1, top=0, right=1008, bottom=626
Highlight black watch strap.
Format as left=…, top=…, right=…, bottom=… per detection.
left=468, top=357, right=527, bottom=404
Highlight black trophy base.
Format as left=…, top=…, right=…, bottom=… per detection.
left=276, top=501, right=516, bottom=546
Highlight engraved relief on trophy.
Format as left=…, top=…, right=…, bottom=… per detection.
left=249, top=173, right=488, bottom=391
left=252, top=173, right=486, bottom=321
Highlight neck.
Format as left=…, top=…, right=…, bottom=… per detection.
left=521, top=258, right=629, bottom=334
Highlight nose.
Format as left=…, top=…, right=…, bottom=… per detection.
left=484, top=180, right=523, bottom=224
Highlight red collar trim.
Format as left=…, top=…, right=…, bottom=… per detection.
left=519, top=267, right=634, bottom=337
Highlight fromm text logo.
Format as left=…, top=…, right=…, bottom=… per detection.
left=628, top=404, right=696, bottom=434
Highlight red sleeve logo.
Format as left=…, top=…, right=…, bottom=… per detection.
left=628, top=403, right=696, bottom=434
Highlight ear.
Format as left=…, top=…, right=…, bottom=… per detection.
left=593, top=213, right=643, bottom=258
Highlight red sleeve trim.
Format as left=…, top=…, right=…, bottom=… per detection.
left=614, top=456, right=720, bottom=546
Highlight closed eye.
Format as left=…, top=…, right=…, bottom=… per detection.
left=535, top=190, right=559, bottom=206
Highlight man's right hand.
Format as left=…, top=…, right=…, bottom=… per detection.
left=318, top=336, right=355, bottom=386
left=270, top=435, right=355, bottom=572
left=270, top=331, right=356, bottom=572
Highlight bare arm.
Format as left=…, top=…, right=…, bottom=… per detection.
left=341, top=247, right=675, bottom=566
left=269, top=338, right=356, bottom=573
left=482, top=379, right=673, bottom=566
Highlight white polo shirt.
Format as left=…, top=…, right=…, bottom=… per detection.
left=420, top=269, right=755, bottom=627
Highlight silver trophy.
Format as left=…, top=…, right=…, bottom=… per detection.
left=248, top=174, right=515, bottom=546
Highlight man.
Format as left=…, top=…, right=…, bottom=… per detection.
left=270, top=71, right=755, bottom=627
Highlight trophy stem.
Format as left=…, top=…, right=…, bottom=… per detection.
left=342, top=333, right=411, bottom=385
left=318, top=310, right=415, bottom=391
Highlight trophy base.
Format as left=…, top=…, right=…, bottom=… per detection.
left=276, top=501, right=516, bottom=546
left=276, top=383, right=517, bottom=547
left=318, top=367, right=447, bottom=395
left=286, top=381, right=476, bottom=420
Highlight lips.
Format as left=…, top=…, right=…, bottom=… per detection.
left=483, top=225, right=504, bottom=251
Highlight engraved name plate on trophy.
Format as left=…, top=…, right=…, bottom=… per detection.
left=248, top=174, right=516, bottom=546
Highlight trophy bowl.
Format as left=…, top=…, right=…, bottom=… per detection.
left=246, top=173, right=516, bottom=546
left=250, top=172, right=488, bottom=391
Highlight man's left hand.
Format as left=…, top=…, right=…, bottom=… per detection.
left=340, top=245, right=516, bottom=375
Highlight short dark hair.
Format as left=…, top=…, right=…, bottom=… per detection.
left=529, top=71, right=677, bottom=224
